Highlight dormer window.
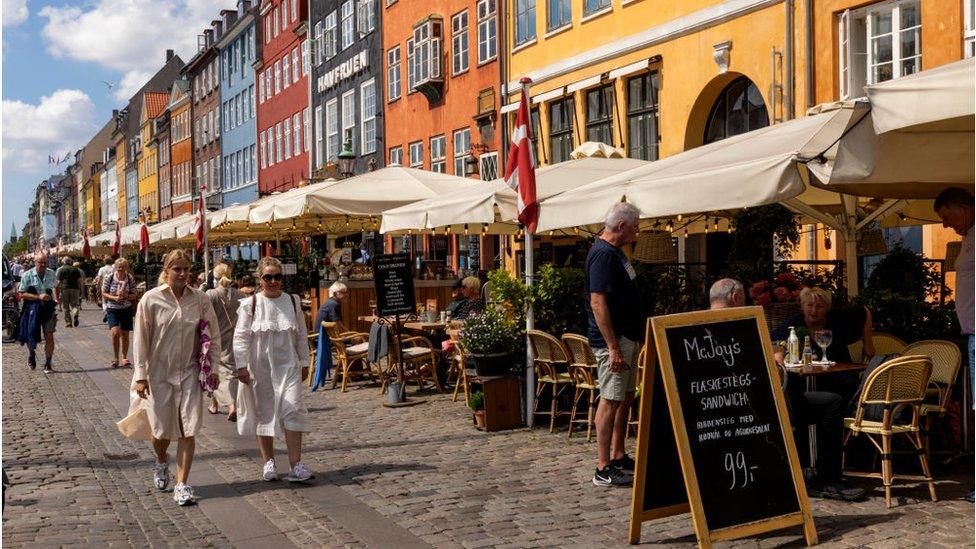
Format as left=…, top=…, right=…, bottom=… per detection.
left=410, top=16, right=444, bottom=103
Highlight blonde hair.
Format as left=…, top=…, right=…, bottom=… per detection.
left=461, top=276, right=480, bottom=291
left=114, top=257, right=129, bottom=270
left=159, top=249, right=192, bottom=285
left=72, top=262, right=81, bottom=268
left=328, top=281, right=347, bottom=297
left=255, top=256, right=283, bottom=278
left=799, top=286, right=833, bottom=309
left=213, top=262, right=234, bottom=288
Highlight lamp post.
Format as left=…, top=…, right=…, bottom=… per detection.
left=337, top=129, right=357, bottom=179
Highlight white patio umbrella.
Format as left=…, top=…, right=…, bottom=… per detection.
left=148, top=213, right=195, bottom=245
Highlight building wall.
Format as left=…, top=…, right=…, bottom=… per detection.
left=114, top=139, right=126, bottom=223
left=257, top=0, right=310, bottom=194
left=188, top=47, right=222, bottom=208
left=158, top=129, right=173, bottom=221
left=137, top=119, right=159, bottom=222
left=170, top=98, right=194, bottom=217
left=219, top=13, right=260, bottom=207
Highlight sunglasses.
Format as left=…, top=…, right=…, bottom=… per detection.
left=261, top=274, right=284, bottom=282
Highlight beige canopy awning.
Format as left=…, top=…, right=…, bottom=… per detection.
left=148, top=214, right=195, bottom=245
left=867, top=58, right=974, bottom=134
left=380, top=157, right=649, bottom=234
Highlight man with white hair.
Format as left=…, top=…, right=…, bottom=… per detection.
left=587, top=202, right=643, bottom=488
left=315, top=281, right=349, bottom=333
left=708, top=278, right=745, bottom=308
left=19, top=252, right=58, bottom=372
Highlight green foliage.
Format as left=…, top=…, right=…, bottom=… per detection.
left=460, top=307, right=518, bottom=355
left=531, top=264, right=587, bottom=336
left=467, top=390, right=485, bottom=411
left=726, top=205, right=800, bottom=284
left=634, top=264, right=707, bottom=315
left=3, top=235, right=29, bottom=257
left=865, top=246, right=942, bottom=301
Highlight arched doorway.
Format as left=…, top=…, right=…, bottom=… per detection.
left=703, top=76, right=769, bottom=144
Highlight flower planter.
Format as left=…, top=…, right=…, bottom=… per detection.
left=472, top=410, right=486, bottom=430
left=465, top=352, right=513, bottom=377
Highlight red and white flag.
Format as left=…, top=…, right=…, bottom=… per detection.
left=82, top=228, right=91, bottom=260
left=112, top=220, right=121, bottom=256
left=193, top=190, right=206, bottom=253
left=139, top=210, right=150, bottom=258
left=504, top=80, right=539, bottom=234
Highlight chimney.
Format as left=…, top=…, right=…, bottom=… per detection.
left=221, top=9, right=237, bottom=32
left=203, top=29, right=214, bottom=48
left=212, top=20, right=223, bottom=40
left=238, top=0, right=251, bottom=17
left=166, top=49, right=174, bottom=62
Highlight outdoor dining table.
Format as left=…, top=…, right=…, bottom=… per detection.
left=358, top=315, right=448, bottom=333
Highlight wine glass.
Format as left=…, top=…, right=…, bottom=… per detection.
left=368, top=299, right=377, bottom=318
left=813, top=329, right=833, bottom=363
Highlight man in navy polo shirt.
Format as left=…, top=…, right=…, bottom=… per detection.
left=586, top=202, right=643, bottom=488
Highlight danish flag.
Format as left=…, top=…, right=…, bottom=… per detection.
left=112, top=218, right=121, bottom=256
left=503, top=78, right=539, bottom=235
left=193, top=189, right=206, bottom=253
left=138, top=210, right=150, bottom=258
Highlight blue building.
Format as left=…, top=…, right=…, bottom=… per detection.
left=217, top=1, right=260, bottom=208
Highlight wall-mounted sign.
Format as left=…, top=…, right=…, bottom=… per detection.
left=317, top=50, right=369, bottom=93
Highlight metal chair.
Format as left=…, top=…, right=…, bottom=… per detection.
left=902, top=340, right=962, bottom=455
left=561, top=334, right=599, bottom=441
left=323, top=322, right=373, bottom=393
left=842, top=355, right=936, bottom=508
left=527, top=329, right=573, bottom=433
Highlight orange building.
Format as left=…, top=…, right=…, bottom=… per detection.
left=383, top=0, right=503, bottom=270
left=169, top=79, right=194, bottom=218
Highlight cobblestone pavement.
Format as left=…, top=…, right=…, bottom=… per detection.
left=3, top=305, right=974, bottom=547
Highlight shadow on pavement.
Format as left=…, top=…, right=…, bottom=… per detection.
left=643, top=513, right=903, bottom=546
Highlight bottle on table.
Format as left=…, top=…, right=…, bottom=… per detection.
left=787, top=327, right=800, bottom=364
left=802, top=336, right=813, bottom=366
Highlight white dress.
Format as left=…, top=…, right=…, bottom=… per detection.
left=233, top=293, right=311, bottom=437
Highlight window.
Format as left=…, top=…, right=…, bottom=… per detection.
left=839, top=2, right=921, bottom=100
left=293, top=113, right=302, bottom=155
left=304, top=107, right=311, bottom=152
left=315, top=105, right=325, bottom=168
left=704, top=76, right=768, bottom=144
left=430, top=135, right=446, bottom=172
left=409, top=141, right=423, bottom=167
left=549, top=97, right=575, bottom=163
left=586, top=86, right=614, bottom=146
left=548, top=0, right=571, bottom=30
left=325, top=99, right=339, bottom=162
left=274, top=61, right=281, bottom=93
left=453, top=128, right=471, bottom=175
left=407, top=38, right=416, bottom=90
left=627, top=73, right=660, bottom=161
left=325, top=12, right=338, bottom=59
left=302, top=40, right=310, bottom=75
left=390, top=146, right=403, bottom=166
left=410, top=19, right=443, bottom=88
left=243, top=149, right=250, bottom=185
left=282, top=54, right=291, bottom=89
left=284, top=118, right=292, bottom=159
left=237, top=150, right=244, bottom=187
left=314, top=21, right=324, bottom=64
left=281, top=0, right=289, bottom=30
left=292, top=48, right=300, bottom=82
left=388, top=46, right=402, bottom=100
left=275, top=122, right=283, bottom=163
left=967, top=0, right=976, bottom=58
left=273, top=7, right=280, bottom=37
left=341, top=1, right=355, bottom=50
left=514, top=0, right=535, bottom=46
left=250, top=144, right=256, bottom=181
left=341, top=90, right=356, bottom=153
left=236, top=94, right=243, bottom=127
left=291, top=0, right=298, bottom=22
left=452, top=11, right=469, bottom=75
left=477, top=0, right=497, bottom=62
left=249, top=85, right=255, bottom=119
left=358, top=0, right=376, bottom=34
left=260, top=132, right=267, bottom=168
left=265, top=14, right=272, bottom=43
left=584, top=0, right=610, bottom=15
left=259, top=72, right=266, bottom=103
left=361, top=80, right=376, bottom=154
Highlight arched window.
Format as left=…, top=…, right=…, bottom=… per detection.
left=704, top=77, right=769, bottom=144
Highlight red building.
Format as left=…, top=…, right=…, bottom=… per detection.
left=256, top=0, right=310, bottom=194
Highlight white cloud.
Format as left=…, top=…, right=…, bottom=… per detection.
left=38, top=0, right=225, bottom=101
left=2, top=89, right=98, bottom=173
left=2, top=0, right=28, bottom=28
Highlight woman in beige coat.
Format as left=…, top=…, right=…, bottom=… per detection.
left=131, top=249, right=220, bottom=506
left=206, top=262, right=245, bottom=420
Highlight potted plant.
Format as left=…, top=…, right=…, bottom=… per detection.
left=460, top=308, right=517, bottom=377
left=468, top=390, right=486, bottom=429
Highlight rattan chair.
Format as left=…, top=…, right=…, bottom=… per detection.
left=625, top=345, right=648, bottom=437
left=306, top=332, right=319, bottom=388
left=323, top=322, right=373, bottom=392
left=528, top=329, right=573, bottom=432
left=849, top=332, right=909, bottom=364
left=446, top=329, right=471, bottom=403
left=561, top=334, right=600, bottom=441
left=902, top=340, right=963, bottom=455
left=842, top=355, right=937, bottom=508
left=380, top=333, right=444, bottom=394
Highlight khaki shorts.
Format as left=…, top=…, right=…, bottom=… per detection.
left=594, top=336, right=638, bottom=402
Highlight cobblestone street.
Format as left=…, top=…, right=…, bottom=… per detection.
left=3, top=306, right=974, bottom=547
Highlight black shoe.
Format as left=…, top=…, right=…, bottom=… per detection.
left=73, top=317, right=79, bottom=327
left=28, top=354, right=36, bottom=370
left=593, top=466, right=632, bottom=487
left=610, top=454, right=636, bottom=473
left=43, top=363, right=53, bottom=374
left=807, top=480, right=865, bottom=501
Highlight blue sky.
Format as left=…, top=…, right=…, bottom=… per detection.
left=2, top=0, right=226, bottom=243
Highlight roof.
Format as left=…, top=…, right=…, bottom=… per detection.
left=143, top=92, right=169, bottom=120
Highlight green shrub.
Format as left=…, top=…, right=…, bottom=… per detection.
left=467, top=390, right=485, bottom=411
left=460, top=308, right=518, bottom=355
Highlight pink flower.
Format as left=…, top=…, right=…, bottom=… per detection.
left=774, top=287, right=791, bottom=302
left=749, top=281, right=769, bottom=299
left=754, top=292, right=772, bottom=306
left=775, top=272, right=797, bottom=285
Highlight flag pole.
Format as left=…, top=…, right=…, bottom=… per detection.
left=520, top=77, right=536, bottom=428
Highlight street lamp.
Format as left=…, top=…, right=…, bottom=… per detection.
left=337, top=129, right=356, bottom=179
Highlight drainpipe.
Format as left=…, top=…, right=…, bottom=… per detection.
left=785, top=0, right=794, bottom=120
left=805, top=0, right=815, bottom=109
left=499, top=1, right=508, bottom=162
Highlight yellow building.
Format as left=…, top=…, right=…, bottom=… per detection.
left=137, top=92, right=169, bottom=223
left=504, top=0, right=968, bottom=284
left=83, top=171, right=101, bottom=234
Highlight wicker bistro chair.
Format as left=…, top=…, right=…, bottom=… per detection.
left=306, top=332, right=319, bottom=388
left=849, top=332, right=908, bottom=364
left=323, top=322, right=374, bottom=393
left=842, top=355, right=937, bottom=508
left=381, top=333, right=444, bottom=394
left=561, top=334, right=600, bottom=441
left=902, top=340, right=963, bottom=455
left=527, top=330, right=574, bottom=433
left=446, top=329, right=471, bottom=403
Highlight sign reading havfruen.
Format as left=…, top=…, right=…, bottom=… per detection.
left=317, top=50, right=369, bottom=93
left=372, top=253, right=415, bottom=317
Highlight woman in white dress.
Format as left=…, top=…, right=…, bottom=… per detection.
left=233, top=257, right=313, bottom=482
left=206, top=262, right=245, bottom=420
left=131, top=249, right=220, bottom=506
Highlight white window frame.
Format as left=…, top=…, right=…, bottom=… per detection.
left=387, top=46, right=402, bottom=101
left=839, top=1, right=921, bottom=100
left=293, top=113, right=302, bottom=155
left=341, top=90, right=356, bottom=155
left=358, top=0, right=376, bottom=35
left=281, top=0, right=289, bottom=31
left=250, top=144, right=256, bottom=182
left=408, top=141, right=423, bottom=168
left=315, top=105, right=325, bottom=168
left=325, top=12, right=338, bottom=60
left=273, top=7, right=280, bottom=37
left=275, top=122, right=283, bottom=164
left=453, top=127, right=471, bottom=175
left=430, top=134, right=446, bottom=173
left=265, top=13, right=272, bottom=43
left=966, top=0, right=976, bottom=58
left=284, top=119, right=292, bottom=160
left=341, top=1, right=355, bottom=50
left=304, top=106, right=311, bottom=153
left=291, top=0, right=298, bottom=22
left=274, top=61, right=281, bottom=93
left=282, top=54, right=291, bottom=89
left=302, top=40, right=310, bottom=75
left=292, top=48, right=300, bottom=82
left=326, top=99, right=339, bottom=162
left=360, top=79, right=376, bottom=155
left=452, top=11, right=469, bottom=75
left=389, top=146, right=403, bottom=166
left=478, top=151, right=499, bottom=180
left=260, top=132, right=268, bottom=169
left=477, top=0, right=497, bottom=63
left=410, top=20, right=442, bottom=89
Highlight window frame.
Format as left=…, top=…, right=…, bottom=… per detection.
left=514, top=0, right=535, bottom=47
left=360, top=79, right=377, bottom=155
left=626, top=72, right=661, bottom=161
left=341, top=89, right=357, bottom=153
left=387, top=46, right=402, bottom=101
left=452, top=127, right=471, bottom=175
left=326, top=98, right=340, bottom=162
left=341, top=1, right=355, bottom=51
left=585, top=85, right=615, bottom=146
left=408, top=141, right=423, bottom=168
left=430, top=134, right=446, bottom=173
left=548, top=96, right=575, bottom=164
left=390, top=146, right=403, bottom=166
left=452, top=10, right=470, bottom=76
left=547, top=0, right=571, bottom=32
left=477, top=0, right=498, bottom=63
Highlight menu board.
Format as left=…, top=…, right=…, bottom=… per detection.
left=629, top=307, right=816, bottom=547
left=372, top=253, right=415, bottom=316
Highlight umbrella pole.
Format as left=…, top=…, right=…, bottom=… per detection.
left=841, top=195, right=859, bottom=297
left=525, top=230, right=535, bottom=427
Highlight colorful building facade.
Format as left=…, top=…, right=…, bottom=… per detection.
left=169, top=79, right=194, bottom=218
left=137, top=91, right=168, bottom=222
left=186, top=17, right=225, bottom=210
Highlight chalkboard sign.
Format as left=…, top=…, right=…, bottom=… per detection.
left=628, top=307, right=816, bottom=548
left=372, top=253, right=415, bottom=316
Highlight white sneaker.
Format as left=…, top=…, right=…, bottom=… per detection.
left=262, top=459, right=278, bottom=482
left=153, top=462, right=170, bottom=491
left=284, top=462, right=313, bottom=483
left=173, top=483, right=195, bottom=506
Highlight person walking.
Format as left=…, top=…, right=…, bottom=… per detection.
left=130, top=249, right=220, bottom=506
left=95, top=256, right=115, bottom=309
left=102, top=258, right=138, bottom=369
left=18, top=252, right=58, bottom=373
left=586, top=202, right=643, bottom=488
left=55, top=257, right=83, bottom=327
left=234, top=257, right=313, bottom=483
left=206, top=262, right=245, bottom=421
